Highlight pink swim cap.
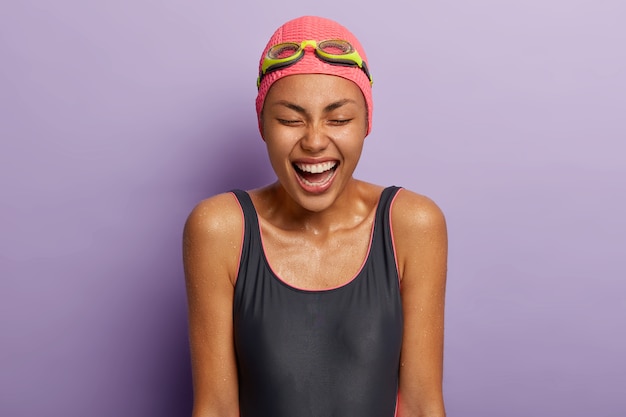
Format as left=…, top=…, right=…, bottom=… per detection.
left=256, top=16, right=373, bottom=135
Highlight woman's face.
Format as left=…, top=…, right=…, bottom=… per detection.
left=261, top=74, right=368, bottom=212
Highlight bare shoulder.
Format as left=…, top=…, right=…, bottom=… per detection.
left=183, top=192, right=244, bottom=285
left=391, top=188, right=447, bottom=233
left=390, top=189, right=448, bottom=281
left=184, top=192, right=243, bottom=236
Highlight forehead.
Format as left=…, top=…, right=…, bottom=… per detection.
left=264, top=74, right=366, bottom=110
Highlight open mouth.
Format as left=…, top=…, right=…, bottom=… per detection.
left=293, top=161, right=339, bottom=187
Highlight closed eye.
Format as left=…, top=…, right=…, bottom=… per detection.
left=328, top=119, right=352, bottom=126
left=277, top=118, right=303, bottom=126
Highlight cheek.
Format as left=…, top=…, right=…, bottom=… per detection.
left=264, top=135, right=294, bottom=170
left=350, top=141, right=365, bottom=161
left=335, top=126, right=366, bottom=152
left=264, top=143, right=286, bottom=177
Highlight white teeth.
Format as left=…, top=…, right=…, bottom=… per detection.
left=294, top=161, right=337, bottom=173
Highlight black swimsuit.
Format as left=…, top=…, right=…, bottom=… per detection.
left=231, top=186, right=403, bottom=417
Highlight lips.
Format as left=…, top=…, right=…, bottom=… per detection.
left=293, top=160, right=339, bottom=193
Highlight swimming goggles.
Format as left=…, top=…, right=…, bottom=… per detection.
left=257, top=39, right=373, bottom=88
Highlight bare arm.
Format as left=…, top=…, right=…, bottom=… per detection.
left=183, top=193, right=242, bottom=417
left=392, top=190, right=448, bottom=417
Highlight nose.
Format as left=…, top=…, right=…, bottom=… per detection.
left=299, top=123, right=329, bottom=153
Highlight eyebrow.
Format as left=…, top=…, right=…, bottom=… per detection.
left=273, top=99, right=356, bottom=115
left=324, top=99, right=356, bottom=112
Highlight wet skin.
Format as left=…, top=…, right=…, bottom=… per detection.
left=184, top=74, right=447, bottom=417
left=260, top=73, right=369, bottom=216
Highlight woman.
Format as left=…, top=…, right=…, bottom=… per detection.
left=183, top=16, right=447, bottom=417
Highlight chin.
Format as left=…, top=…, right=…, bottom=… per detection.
left=289, top=182, right=347, bottom=213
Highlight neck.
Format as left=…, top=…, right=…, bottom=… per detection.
left=258, top=180, right=370, bottom=234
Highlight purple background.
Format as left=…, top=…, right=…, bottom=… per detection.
left=1, top=1, right=625, bottom=416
